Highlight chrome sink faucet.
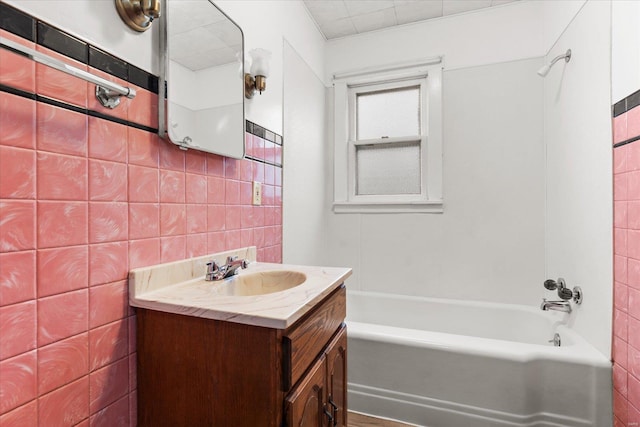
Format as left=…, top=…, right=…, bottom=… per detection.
left=205, top=256, right=248, bottom=281
left=540, top=299, right=572, bottom=313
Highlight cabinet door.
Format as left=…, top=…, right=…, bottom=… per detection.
left=325, top=325, right=347, bottom=427
left=285, top=355, right=330, bottom=427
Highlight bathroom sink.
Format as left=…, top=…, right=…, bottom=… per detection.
left=208, top=270, right=307, bottom=296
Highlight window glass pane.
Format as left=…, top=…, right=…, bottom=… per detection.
left=356, top=86, right=420, bottom=140
left=356, top=141, right=421, bottom=195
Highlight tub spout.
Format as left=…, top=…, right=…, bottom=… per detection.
left=540, top=298, right=572, bottom=313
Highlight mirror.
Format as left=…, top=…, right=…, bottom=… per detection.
left=159, top=0, right=245, bottom=158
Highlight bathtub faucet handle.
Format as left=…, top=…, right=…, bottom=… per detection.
left=557, top=286, right=574, bottom=300
left=543, top=277, right=582, bottom=303
left=543, top=278, right=566, bottom=291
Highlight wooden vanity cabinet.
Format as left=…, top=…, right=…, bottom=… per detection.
left=136, top=284, right=347, bottom=427
left=285, top=326, right=347, bottom=427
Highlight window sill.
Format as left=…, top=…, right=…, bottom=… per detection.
left=332, top=200, right=443, bottom=214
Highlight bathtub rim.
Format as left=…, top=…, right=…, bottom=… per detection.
left=346, top=290, right=611, bottom=368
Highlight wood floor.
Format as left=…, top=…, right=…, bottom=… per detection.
left=348, top=411, right=418, bottom=427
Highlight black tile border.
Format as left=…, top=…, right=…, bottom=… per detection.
left=245, top=120, right=282, bottom=146
left=0, top=2, right=35, bottom=42
left=613, top=88, right=640, bottom=118
left=245, top=155, right=282, bottom=168
left=0, top=83, right=36, bottom=100
left=613, top=88, right=640, bottom=148
left=0, top=1, right=158, bottom=94
left=129, top=64, right=159, bottom=94
left=614, top=135, right=640, bottom=149
left=89, top=46, right=128, bottom=81
left=37, top=21, right=88, bottom=64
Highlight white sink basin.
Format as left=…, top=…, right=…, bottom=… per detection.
left=208, top=270, right=307, bottom=296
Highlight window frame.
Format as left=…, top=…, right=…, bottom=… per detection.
left=333, top=61, right=443, bottom=214
left=348, top=78, right=427, bottom=203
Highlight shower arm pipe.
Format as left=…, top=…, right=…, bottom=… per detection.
left=548, top=49, right=572, bottom=68
left=0, top=36, right=136, bottom=108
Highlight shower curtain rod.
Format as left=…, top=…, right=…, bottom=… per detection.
left=0, top=36, right=136, bottom=109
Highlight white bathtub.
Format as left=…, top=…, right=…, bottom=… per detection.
left=346, top=291, right=612, bottom=427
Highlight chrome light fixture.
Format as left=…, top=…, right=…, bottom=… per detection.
left=245, top=48, right=272, bottom=99
left=115, top=0, right=161, bottom=32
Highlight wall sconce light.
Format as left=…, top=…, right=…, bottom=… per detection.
left=245, top=48, right=272, bottom=99
left=115, top=0, right=161, bottom=32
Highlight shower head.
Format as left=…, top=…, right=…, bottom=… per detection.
left=537, top=49, right=572, bottom=77
left=536, top=64, right=551, bottom=77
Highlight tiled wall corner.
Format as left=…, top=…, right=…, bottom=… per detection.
left=0, top=3, right=283, bottom=425
left=613, top=89, right=640, bottom=427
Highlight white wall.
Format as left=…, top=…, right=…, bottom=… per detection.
left=541, top=0, right=587, bottom=55
left=543, top=0, right=612, bottom=355
left=326, top=0, right=543, bottom=80
left=216, top=0, right=325, bottom=134
left=612, top=0, right=640, bottom=103
left=282, top=42, right=328, bottom=266
left=324, top=59, right=545, bottom=302
left=323, top=3, right=547, bottom=303
left=6, top=0, right=325, bottom=135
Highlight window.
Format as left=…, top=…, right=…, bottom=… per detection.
left=333, top=60, right=443, bottom=213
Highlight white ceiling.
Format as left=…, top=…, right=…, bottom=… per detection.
left=303, top=0, right=518, bottom=40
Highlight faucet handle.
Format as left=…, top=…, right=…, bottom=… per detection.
left=205, top=261, right=220, bottom=281
left=557, top=286, right=574, bottom=300
left=206, top=260, right=219, bottom=273
left=543, top=278, right=566, bottom=291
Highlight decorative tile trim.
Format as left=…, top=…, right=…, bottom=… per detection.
left=89, top=47, right=128, bottom=81
left=0, top=83, right=36, bottom=101
left=613, top=88, right=640, bottom=118
left=0, top=1, right=158, bottom=94
left=613, top=135, right=640, bottom=149
left=36, top=21, right=88, bottom=64
left=244, top=156, right=282, bottom=168
left=245, top=120, right=282, bottom=145
left=244, top=120, right=283, bottom=167
left=0, top=2, right=35, bottom=42
left=129, top=64, right=159, bottom=94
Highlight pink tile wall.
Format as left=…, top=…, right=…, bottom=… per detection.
left=614, top=104, right=640, bottom=427
left=0, top=32, right=282, bottom=426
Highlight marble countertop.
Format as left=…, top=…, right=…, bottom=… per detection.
left=129, top=247, right=352, bottom=329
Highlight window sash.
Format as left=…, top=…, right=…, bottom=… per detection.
left=347, top=78, right=428, bottom=202
left=348, top=137, right=427, bottom=202
left=355, top=85, right=421, bottom=140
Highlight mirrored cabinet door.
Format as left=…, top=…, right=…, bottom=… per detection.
left=159, top=0, right=245, bottom=159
